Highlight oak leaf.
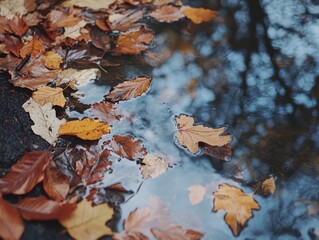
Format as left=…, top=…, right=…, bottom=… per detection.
left=175, top=114, right=231, bottom=154
left=90, top=101, right=121, bottom=123
left=20, top=35, right=45, bottom=58
left=150, top=5, right=184, bottom=23
left=151, top=225, right=203, bottom=240
left=213, top=184, right=260, bottom=236
left=32, top=86, right=66, bottom=107
left=43, top=51, right=63, bottom=69
left=0, top=197, right=24, bottom=240
left=59, top=199, right=114, bottom=240
left=14, top=196, right=76, bottom=220
left=22, top=98, right=66, bottom=145
left=58, top=118, right=111, bottom=140
left=0, top=151, right=51, bottom=195
left=182, top=6, right=217, bottom=24
left=188, top=185, right=206, bottom=205
left=141, top=154, right=169, bottom=179
left=261, top=176, right=276, bottom=196
left=61, top=0, right=116, bottom=10
left=105, top=76, right=152, bottom=102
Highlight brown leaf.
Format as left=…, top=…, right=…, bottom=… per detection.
left=6, top=16, right=28, bottom=36
left=14, top=196, right=76, bottom=220
left=43, top=51, right=63, bottom=69
left=150, top=5, right=184, bottom=23
left=188, top=184, right=206, bottom=205
left=11, top=74, right=57, bottom=90
left=20, top=36, right=45, bottom=58
left=261, top=176, right=276, bottom=196
left=213, top=184, right=260, bottom=236
left=116, top=27, right=154, bottom=55
left=203, top=144, right=232, bottom=161
left=0, top=151, right=51, bottom=195
left=43, top=161, right=70, bottom=201
left=47, top=9, right=81, bottom=30
left=105, top=76, right=152, bottom=102
left=182, top=6, right=217, bottom=24
left=0, top=197, right=24, bottom=240
left=90, top=26, right=110, bottom=51
left=32, top=86, right=66, bottom=107
left=2, top=34, right=23, bottom=57
left=109, top=10, right=143, bottom=32
left=175, top=114, right=232, bottom=154
left=90, top=101, right=121, bottom=123
left=151, top=225, right=203, bottom=240
left=108, top=135, right=147, bottom=160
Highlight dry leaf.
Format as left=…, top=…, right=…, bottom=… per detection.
left=90, top=102, right=121, bottom=123
left=59, top=20, right=87, bottom=40
left=141, top=154, right=169, bottom=179
left=151, top=225, right=203, bottom=240
left=108, top=135, right=147, bottom=160
left=188, top=185, right=206, bottom=205
left=43, top=51, right=63, bottom=69
left=150, top=5, right=184, bottom=23
left=261, top=176, right=276, bottom=196
left=20, top=35, right=45, bottom=58
left=213, top=184, right=260, bottom=236
left=23, top=98, right=66, bottom=145
left=59, top=199, right=114, bottom=240
left=32, top=86, right=66, bottom=107
left=58, top=118, right=111, bottom=140
left=175, top=114, right=231, bottom=154
left=0, top=197, right=24, bottom=240
left=0, top=151, right=51, bottom=195
left=43, top=161, right=70, bottom=201
left=14, top=196, right=76, bottom=220
left=56, top=68, right=101, bottom=88
left=0, top=0, right=30, bottom=20
left=61, top=0, right=116, bottom=10
left=182, top=6, right=217, bottom=24
left=105, top=76, right=152, bottom=102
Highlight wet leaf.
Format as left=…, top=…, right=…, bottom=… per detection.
left=43, top=161, right=70, bottom=201
left=7, top=16, right=28, bottom=36
left=182, top=6, right=217, bottom=24
left=0, top=197, right=24, bottom=240
left=59, top=199, right=114, bottom=240
left=105, top=76, right=152, bottom=102
left=0, top=151, right=51, bottom=195
left=213, top=184, right=260, bottom=236
left=141, top=154, right=169, bottom=179
left=22, top=98, right=66, bottom=145
left=32, top=86, right=66, bottom=107
left=175, top=115, right=232, bottom=154
left=56, top=68, right=101, bottom=88
left=58, top=118, right=111, bottom=140
left=151, top=225, right=203, bottom=240
left=2, top=34, right=23, bottom=57
left=188, top=185, right=206, bottom=205
left=47, top=9, right=81, bottom=30
left=203, top=144, right=232, bottom=161
left=150, top=5, right=184, bottom=23
left=20, top=35, right=45, bottom=58
left=58, top=20, right=87, bottom=41
left=43, top=51, right=63, bottom=69
left=261, top=176, right=276, bottom=196
left=109, top=10, right=143, bottom=31
left=14, top=196, right=76, bottom=220
left=108, top=135, right=147, bottom=160
left=61, top=0, right=116, bottom=10
left=90, top=101, right=121, bottom=123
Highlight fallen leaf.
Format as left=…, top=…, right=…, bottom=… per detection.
left=61, top=0, right=116, bottom=10
left=59, top=199, right=114, bottom=240
left=150, top=5, right=184, bottom=23
left=32, top=86, right=66, bottom=107
left=105, top=76, right=152, bottom=102
left=14, top=196, right=76, bottom=220
left=261, top=176, right=276, bottom=196
left=58, top=118, right=111, bottom=140
left=109, top=10, right=143, bottom=31
left=188, top=185, right=206, bottom=205
left=23, top=98, right=66, bottom=145
left=43, top=51, right=63, bottom=69
left=213, top=184, right=260, bottom=236
left=47, top=9, right=81, bottom=30
left=90, top=101, right=121, bottom=123
left=56, top=68, right=101, bottom=88
left=151, top=225, right=203, bottom=240
left=59, top=20, right=87, bottom=40
left=6, top=16, right=28, bottom=36
left=175, top=114, right=231, bottom=154
left=20, top=35, right=45, bottom=58
left=203, top=144, right=232, bottom=161
left=43, top=161, right=70, bottom=201
left=0, top=197, right=24, bottom=240
left=116, top=27, right=154, bottom=55
left=0, top=0, right=30, bottom=20
left=0, top=151, right=51, bottom=195
left=2, top=34, right=23, bottom=57
left=141, top=154, right=169, bottom=179
left=11, top=74, right=57, bottom=90
left=182, top=6, right=217, bottom=24
left=90, top=26, right=110, bottom=51
left=108, top=135, right=147, bottom=160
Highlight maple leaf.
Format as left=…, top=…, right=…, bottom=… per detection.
left=151, top=225, right=203, bottom=240
left=175, top=114, right=232, bottom=154
left=105, top=76, right=152, bottom=102
left=43, top=161, right=70, bottom=201
left=108, top=135, right=147, bottom=160
left=0, top=151, right=51, bottom=195
left=61, top=0, right=116, bottom=10
left=188, top=185, right=206, bottom=205
left=58, top=118, right=111, bottom=140
left=90, top=101, right=121, bottom=123
left=182, top=6, right=217, bottom=24
left=0, top=197, right=24, bottom=240
left=141, top=154, right=169, bottom=179
left=14, top=196, right=76, bottom=220
left=43, top=51, right=63, bottom=69
left=59, top=199, right=114, bottom=240
left=116, top=27, right=154, bottom=55
left=213, top=184, right=260, bottom=236
left=32, top=86, right=66, bottom=107
left=150, top=5, right=184, bottom=23
left=20, top=35, right=45, bottom=58
left=22, top=98, right=66, bottom=145
left=261, top=176, right=276, bottom=196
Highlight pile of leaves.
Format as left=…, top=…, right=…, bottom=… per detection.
left=0, top=0, right=276, bottom=239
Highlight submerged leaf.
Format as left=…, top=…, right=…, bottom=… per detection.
left=182, top=6, right=217, bottom=24
left=151, top=225, right=203, bottom=240
left=90, top=102, right=121, bottom=123
left=188, top=185, right=206, bottom=205
left=141, top=154, right=169, bottom=179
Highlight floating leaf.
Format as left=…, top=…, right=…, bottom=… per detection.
left=261, top=176, right=276, bottom=196
left=175, top=114, right=231, bottom=154
left=32, top=86, right=66, bottom=107
left=59, top=118, right=111, bottom=140
left=43, top=51, right=63, bottom=69
left=213, top=184, right=260, bottom=236
left=188, top=185, right=206, bottom=205
left=151, top=225, right=203, bottom=240
left=182, top=6, right=217, bottom=24
left=150, top=5, right=184, bottom=23
left=106, top=76, right=152, bottom=102
left=0, top=151, right=51, bottom=195
left=20, top=35, right=45, bottom=58
left=141, top=154, right=169, bottom=179
left=59, top=199, right=114, bottom=240
left=90, top=102, right=121, bottom=123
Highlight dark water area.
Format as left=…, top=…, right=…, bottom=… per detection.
left=62, top=0, right=319, bottom=239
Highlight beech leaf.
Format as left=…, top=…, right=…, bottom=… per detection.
left=0, top=151, right=51, bottom=195
left=61, top=0, right=116, bottom=10
left=261, top=176, right=276, bottom=196
left=90, top=101, right=121, bottom=123
left=43, top=51, right=63, bottom=69
left=20, top=35, right=45, bottom=58
left=141, top=154, right=169, bottom=179
left=182, top=6, right=217, bottom=24
left=188, top=185, right=206, bottom=205
left=150, top=5, right=184, bottom=23
left=32, top=86, right=66, bottom=107
left=151, top=225, right=203, bottom=240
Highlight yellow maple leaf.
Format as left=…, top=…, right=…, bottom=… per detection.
left=59, top=199, right=113, bottom=240
left=175, top=114, right=231, bottom=154
left=43, top=51, right=63, bottom=69
left=32, top=86, right=66, bottom=107
left=58, top=118, right=111, bottom=140
left=182, top=6, right=217, bottom=24
left=213, top=184, right=260, bottom=236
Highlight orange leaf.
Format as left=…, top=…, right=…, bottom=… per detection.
left=106, top=76, right=152, bottom=102
left=43, top=51, right=63, bottom=69
left=150, top=5, right=184, bottom=23
left=58, top=118, right=111, bottom=140
left=14, top=196, right=76, bottom=220
left=0, top=197, right=24, bottom=240
left=0, top=151, right=51, bottom=195
left=32, top=86, right=66, bottom=107
left=3, top=34, right=23, bottom=57
left=213, top=184, right=260, bottom=236
left=7, top=16, right=28, bottom=36
left=182, top=6, right=217, bottom=24
left=20, top=35, right=45, bottom=58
